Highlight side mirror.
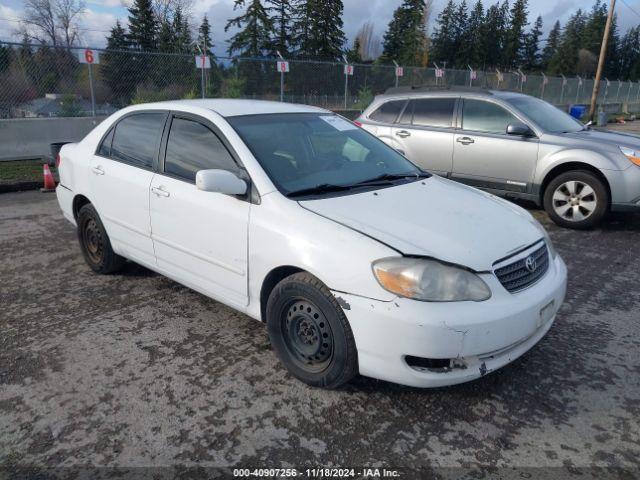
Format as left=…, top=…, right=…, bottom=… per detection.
left=196, top=169, right=247, bottom=196
left=506, top=122, right=535, bottom=137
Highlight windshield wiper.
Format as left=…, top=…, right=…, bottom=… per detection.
left=286, top=183, right=354, bottom=198
left=352, top=171, right=430, bottom=186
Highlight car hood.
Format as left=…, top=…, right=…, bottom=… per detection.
left=560, top=128, right=640, bottom=150
left=299, top=177, right=542, bottom=272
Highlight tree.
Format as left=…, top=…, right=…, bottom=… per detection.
left=462, top=0, right=485, bottom=67
left=452, top=0, right=469, bottom=68
left=128, top=0, right=158, bottom=51
left=172, top=5, right=192, bottom=53
left=522, top=15, right=542, bottom=70
left=268, top=0, right=294, bottom=56
left=618, top=27, right=640, bottom=80
left=381, top=0, right=430, bottom=66
left=346, top=37, right=363, bottom=64
left=541, top=20, right=560, bottom=70
left=22, top=0, right=86, bottom=47
left=197, top=15, right=214, bottom=54
left=549, top=9, right=586, bottom=74
left=478, top=1, right=509, bottom=68
left=226, top=0, right=274, bottom=57
left=292, top=0, right=346, bottom=61
left=429, top=0, right=456, bottom=65
left=102, top=21, right=137, bottom=104
left=504, top=0, right=528, bottom=68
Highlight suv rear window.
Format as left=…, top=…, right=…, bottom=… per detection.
left=369, top=100, right=406, bottom=123
left=399, top=98, right=456, bottom=128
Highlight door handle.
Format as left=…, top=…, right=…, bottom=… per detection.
left=396, top=130, right=411, bottom=138
left=456, top=136, right=475, bottom=145
left=92, top=166, right=105, bottom=175
left=151, top=186, right=170, bottom=198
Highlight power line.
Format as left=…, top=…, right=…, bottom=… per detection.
left=0, top=16, right=113, bottom=34
left=619, top=0, right=640, bottom=19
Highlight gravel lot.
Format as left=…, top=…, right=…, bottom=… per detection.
left=1, top=190, right=639, bottom=478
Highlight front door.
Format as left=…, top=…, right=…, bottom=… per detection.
left=390, top=97, right=457, bottom=176
left=452, top=98, right=539, bottom=193
left=149, top=114, right=250, bottom=308
left=89, top=111, right=167, bottom=266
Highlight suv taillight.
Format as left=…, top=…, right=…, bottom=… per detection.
left=55, top=154, right=61, bottom=168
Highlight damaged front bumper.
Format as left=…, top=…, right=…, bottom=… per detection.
left=332, top=255, right=567, bottom=388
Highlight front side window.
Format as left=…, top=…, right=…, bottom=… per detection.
left=506, top=96, right=583, bottom=133
left=462, top=99, right=518, bottom=135
left=110, top=113, right=166, bottom=169
left=369, top=100, right=406, bottom=123
left=228, top=113, right=424, bottom=197
left=164, top=117, right=237, bottom=182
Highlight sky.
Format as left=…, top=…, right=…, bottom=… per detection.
left=1, top=0, right=639, bottom=58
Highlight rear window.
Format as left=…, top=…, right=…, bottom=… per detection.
left=110, top=113, right=166, bottom=169
left=399, top=98, right=456, bottom=128
left=369, top=100, right=406, bottom=123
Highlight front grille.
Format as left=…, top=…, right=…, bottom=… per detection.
left=494, top=243, right=549, bottom=293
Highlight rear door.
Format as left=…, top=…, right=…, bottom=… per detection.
left=390, top=97, right=457, bottom=176
left=362, top=99, right=407, bottom=142
left=149, top=113, right=250, bottom=308
left=452, top=98, right=539, bottom=193
left=90, top=111, right=167, bottom=266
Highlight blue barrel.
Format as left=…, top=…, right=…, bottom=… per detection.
left=569, top=105, right=587, bottom=120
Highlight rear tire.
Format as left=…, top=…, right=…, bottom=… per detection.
left=266, top=272, right=358, bottom=389
left=543, top=170, right=608, bottom=229
left=77, top=203, right=125, bottom=274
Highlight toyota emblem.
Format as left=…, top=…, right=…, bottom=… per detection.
left=525, top=255, right=537, bottom=273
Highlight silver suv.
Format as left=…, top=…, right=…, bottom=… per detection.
left=357, top=87, right=640, bottom=229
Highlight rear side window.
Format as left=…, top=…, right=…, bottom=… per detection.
left=369, top=100, right=406, bottom=123
left=110, top=113, right=166, bottom=169
left=164, top=117, right=237, bottom=182
left=399, top=98, right=456, bottom=128
left=97, top=128, right=114, bottom=157
left=462, top=99, right=517, bottom=134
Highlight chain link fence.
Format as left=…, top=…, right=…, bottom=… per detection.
left=2, top=41, right=640, bottom=120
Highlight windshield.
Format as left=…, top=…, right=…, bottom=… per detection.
left=227, top=113, right=425, bottom=197
left=506, top=96, right=584, bottom=133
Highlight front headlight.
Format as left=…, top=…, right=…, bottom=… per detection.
left=619, top=146, right=640, bottom=167
left=530, top=219, right=558, bottom=259
left=372, top=257, right=491, bottom=302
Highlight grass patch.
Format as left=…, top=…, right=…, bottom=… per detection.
left=0, top=160, right=57, bottom=183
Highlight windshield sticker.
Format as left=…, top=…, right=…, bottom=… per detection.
left=320, top=116, right=358, bottom=131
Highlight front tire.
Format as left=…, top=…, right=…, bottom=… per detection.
left=266, top=272, right=358, bottom=389
left=543, top=170, right=608, bottom=229
left=77, top=203, right=125, bottom=274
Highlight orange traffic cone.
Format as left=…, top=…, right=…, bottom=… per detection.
left=41, top=164, right=56, bottom=192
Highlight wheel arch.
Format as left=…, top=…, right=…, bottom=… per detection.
left=259, top=265, right=305, bottom=322
left=539, top=162, right=612, bottom=206
left=72, top=194, right=92, bottom=220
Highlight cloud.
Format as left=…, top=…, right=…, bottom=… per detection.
left=0, top=4, right=24, bottom=41
left=78, top=8, right=118, bottom=47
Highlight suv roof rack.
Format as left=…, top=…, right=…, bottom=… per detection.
left=383, top=85, right=495, bottom=95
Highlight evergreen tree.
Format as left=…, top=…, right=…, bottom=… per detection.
left=479, top=2, right=509, bottom=68
left=269, top=0, right=294, bottom=56
left=463, top=0, right=485, bottom=67
left=102, top=21, right=136, bottom=103
left=582, top=0, right=607, bottom=55
left=197, top=15, right=214, bottom=55
left=541, top=20, right=560, bottom=70
left=128, top=0, right=157, bottom=51
left=0, top=43, right=11, bottom=75
left=346, top=37, right=363, bottom=64
left=452, top=0, right=469, bottom=68
left=504, top=0, right=528, bottom=67
left=618, top=26, right=640, bottom=80
left=430, top=0, right=456, bottom=65
left=172, top=6, right=192, bottom=53
left=226, top=0, right=274, bottom=57
left=292, top=0, right=346, bottom=60
left=604, top=15, right=620, bottom=78
left=522, top=15, right=542, bottom=70
left=549, top=9, right=586, bottom=74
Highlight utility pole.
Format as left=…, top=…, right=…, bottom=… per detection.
left=589, top=0, right=616, bottom=122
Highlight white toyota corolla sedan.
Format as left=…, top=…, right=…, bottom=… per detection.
left=56, top=99, right=567, bottom=389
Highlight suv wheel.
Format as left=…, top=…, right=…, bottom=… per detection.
left=266, top=272, right=358, bottom=389
left=543, top=170, right=608, bottom=229
left=77, top=203, right=126, bottom=274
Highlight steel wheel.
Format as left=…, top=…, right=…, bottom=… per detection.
left=282, top=299, right=334, bottom=373
left=82, top=217, right=104, bottom=264
left=551, top=180, right=598, bottom=222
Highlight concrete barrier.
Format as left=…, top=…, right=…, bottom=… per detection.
left=0, top=117, right=106, bottom=162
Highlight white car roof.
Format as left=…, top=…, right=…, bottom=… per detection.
left=132, top=99, right=327, bottom=118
